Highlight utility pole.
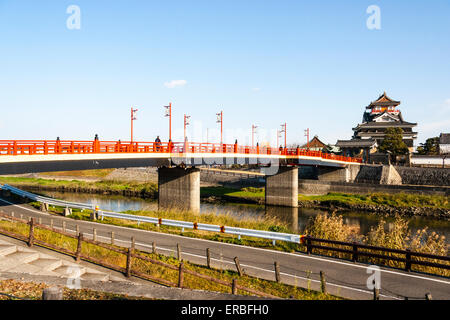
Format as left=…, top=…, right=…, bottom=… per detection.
left=130, top=107, right=138, bottom=143
left=304, top=128, right=310, bottom=150
left=252, top=125, right=258, bottom=148
left=164, top=103, right=172, bottom=141
left=216, top=111, right=223, bottom=145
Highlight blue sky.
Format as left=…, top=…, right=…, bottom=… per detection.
left=0, top=0, right=449, bottom=147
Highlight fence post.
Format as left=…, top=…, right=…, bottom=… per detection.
left=274, top=261, right=281, bottom=283
left=93, top=228, right=97, bottom=241
left=50, top=219, right=53, bottom=230
left=152, top=242, right=157, bottom=254
left=373, top=284, right=380, bottom=300
left=111, top=231, right=115, bottom=245
left=177, top=244, right=182, bottom=261
left=76, top=225, right=79, bottom=235
left=232, top=279, right=238, bottom=295
left=425, top=293, right=432, bottom=301
left=206, top=248, right=211, bottom=269
left=178, top=262, right=184, bottom=288
left=28, top=218, right=35, bottom=247
left=306, top=237, right=312, bottom=254
left=234, top=257, right=244, bottom=277
left=75, top=233, right=83, bottom=262
left=126, top=237, right=135, bottom=278
left=352, top=243, right=358, bottom=262
left=320, top=271, right=327, bottom=294
left=62, top=221, right=66, bottom=232
left=405, top=249, right=411, bottom=272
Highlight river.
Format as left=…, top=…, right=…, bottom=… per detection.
left=34, top=190, right=450, bottom=241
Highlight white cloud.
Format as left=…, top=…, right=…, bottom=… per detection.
left=445, top=98, right=450, bottom=106
left=252, top=87, right=261, bottom=92
left=164, top=80, right=187, bottom=88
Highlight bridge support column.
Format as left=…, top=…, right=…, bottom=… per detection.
left=158, top=166, right=200, bottom=213
left=316, top=165, right=360, bottom=183
left=265, top=167, right=298, bottom=207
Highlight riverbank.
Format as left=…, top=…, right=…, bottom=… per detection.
left=0, top=176, right=448, bottom=220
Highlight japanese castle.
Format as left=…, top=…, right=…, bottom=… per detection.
left=336, top=92, right=418, bottom=161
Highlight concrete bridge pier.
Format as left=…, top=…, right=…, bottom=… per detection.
left=316, top=164, right=360, bottom=183
left=265, top=167, right=298, bottom=207
left=158, top=166, right=200, bottom=213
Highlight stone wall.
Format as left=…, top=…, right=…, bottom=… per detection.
left=394, top=166, right=450, bottom=186
left=298, top=180, right=449, bottom=196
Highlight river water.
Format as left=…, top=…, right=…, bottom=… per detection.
left=35, top=190, right=450, bottom=240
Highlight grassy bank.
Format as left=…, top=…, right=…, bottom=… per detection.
left=0, top=176, right=158, bottom=198
left=0, top=218, right=338, bottom=300
left=28, top=201, right=298, bottom=252
left=39, top=169, right=115, bottom=179
left=299, top=192, right=450, bottom=210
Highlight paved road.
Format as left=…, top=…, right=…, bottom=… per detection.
left=0, top=196, right=449, bottom=300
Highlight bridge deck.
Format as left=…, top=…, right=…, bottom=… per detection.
left=0, top=140, right=362, bottom=175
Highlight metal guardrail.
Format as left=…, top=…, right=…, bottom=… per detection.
left=0, top=184, right=301, bottom=245
left=1, top=184, right=95, bottom=211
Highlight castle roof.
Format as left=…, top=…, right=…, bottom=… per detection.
left=366, top=92, right=401, bottom=109
left=336, top=139, right=377, bottom=148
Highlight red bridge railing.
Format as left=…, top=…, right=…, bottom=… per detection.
left=0, top=140, right=362, bottom=163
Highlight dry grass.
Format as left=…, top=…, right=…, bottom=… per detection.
left=0, top=279, right=150, bottom=300
left=303, top=213, right=449, bottom=277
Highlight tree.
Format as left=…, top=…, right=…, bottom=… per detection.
left=378, top=128, right=409, bottom=162
left=321, top=144, right=334, bottom=153
left=416, top=137, right=439, bottom=155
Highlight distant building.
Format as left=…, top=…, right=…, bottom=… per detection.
left=335, top=139, right=377, bottom=162
left=440, top=133, right=450, bottom=155
left=336, top=92, right=418, bottom=162
left=300, top=135, right=327, bottom=151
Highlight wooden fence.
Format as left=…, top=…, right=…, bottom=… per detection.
left=302, top=236, right=450, bottom=273
left=0, top=212, right=278, bottom=299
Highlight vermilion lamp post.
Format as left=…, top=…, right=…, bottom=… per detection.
left=280, top=123, right=287, bottom=149
left=184, top=114, right=191, bottom=142
left=130, top=107, right=138, bottom=143
left=252, top=125, right=258, bottom=148
left=216, top=111, right=223, bottom=146
left=276, top=130, right=282, bottom=149
left=164, top=103, right=172, bottom=142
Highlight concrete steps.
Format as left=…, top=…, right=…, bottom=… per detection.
left=0, top=239, right=128, bottom=283
left=0, top=244, right=17, bottom=256
left=28, top=258, right=63, bottom=271
left=3, top=250, right=40, bottom=264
